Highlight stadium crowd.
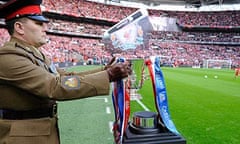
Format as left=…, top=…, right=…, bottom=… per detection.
left=42, top=0, right=240, bottom=27
left=42, top=0, right=136, bottom=22
left=40, top=35, right=111, bottom=64
left=150, top=31, right=240, bottom=43
left=0, top=0, right=239, bottom=68
left=148, top=41, right=239, bottom=67
left=48, top=19, right=110, bottom=36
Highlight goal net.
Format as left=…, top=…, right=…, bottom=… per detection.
left=203, top=59, right=232, bottom=69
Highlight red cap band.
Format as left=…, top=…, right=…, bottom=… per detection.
left=6, top=5, right=42, bottom=20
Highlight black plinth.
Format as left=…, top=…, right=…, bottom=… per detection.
left=122, top=111, right=186, bottom=144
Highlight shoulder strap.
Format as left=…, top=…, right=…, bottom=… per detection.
left=15, top=43, right=58, bottom=75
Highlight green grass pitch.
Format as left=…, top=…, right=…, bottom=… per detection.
left=64, top=65, right=240, bottom=144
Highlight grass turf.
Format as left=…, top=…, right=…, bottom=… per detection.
left=64, top=65, right=240, bottom=144
left=133, top=67, right=240, bottom=144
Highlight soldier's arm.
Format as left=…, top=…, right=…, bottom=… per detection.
left=0, top=53, right=110, bottom=100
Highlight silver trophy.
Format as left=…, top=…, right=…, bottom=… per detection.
left=103, top=9, right=186, bottom=144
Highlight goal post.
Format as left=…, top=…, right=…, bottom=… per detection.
left=203, top=59, right=232, bottom=69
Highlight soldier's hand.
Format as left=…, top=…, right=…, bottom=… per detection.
left=107, top=62, right=132, bottom=82
left=104, top=57, right=117, bottom=70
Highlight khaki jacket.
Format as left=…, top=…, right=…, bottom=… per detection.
left=0, top=37, right=110, bottom=144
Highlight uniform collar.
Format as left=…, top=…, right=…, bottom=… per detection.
left=10, top=37, right=44, bottom=61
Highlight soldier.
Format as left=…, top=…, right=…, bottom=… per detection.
left=0, top=0, right=132, bottom=143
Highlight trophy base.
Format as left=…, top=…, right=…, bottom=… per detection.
left=122, top=111, right=186, bottom=144
left=122, top=127, right=186, bottom=144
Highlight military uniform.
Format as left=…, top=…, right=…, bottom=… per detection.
left=0, top=36, right=110, bottom=143
left=0, top=0, right=128, bottom=143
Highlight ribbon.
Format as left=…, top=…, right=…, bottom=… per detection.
left=145, top=56, right=179, bottom=135
left=112, top=57, right=130, bottom=144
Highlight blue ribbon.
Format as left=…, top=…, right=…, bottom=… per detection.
left=112, top=85, right=118, bottom=120
left=153, top=56, right=179, bottom=135
left=112, top=57, right=129, bottom=144
left=117, top=79, right=124, bottom=134
left=116, top=57, right=125, bottom=138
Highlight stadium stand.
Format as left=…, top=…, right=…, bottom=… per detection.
left=0, top=0, right=239, bottom=68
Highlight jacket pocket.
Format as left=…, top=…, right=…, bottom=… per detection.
left=9, top=118, right=51, bottom=136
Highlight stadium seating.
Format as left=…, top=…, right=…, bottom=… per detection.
left=0, top=0, right=239, bottom=68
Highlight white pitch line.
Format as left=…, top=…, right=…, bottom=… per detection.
left=106, top=106, right=111, bottom=114
left=104, top=98, right=108, bottom=103
left=109, top=121, right=113, bottom=133
left=136, top=99, right=150, bottom=111
left=85, top=97, right=114, bottom=134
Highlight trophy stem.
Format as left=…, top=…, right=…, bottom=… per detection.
left=129, top=59, right=145, bottom=101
